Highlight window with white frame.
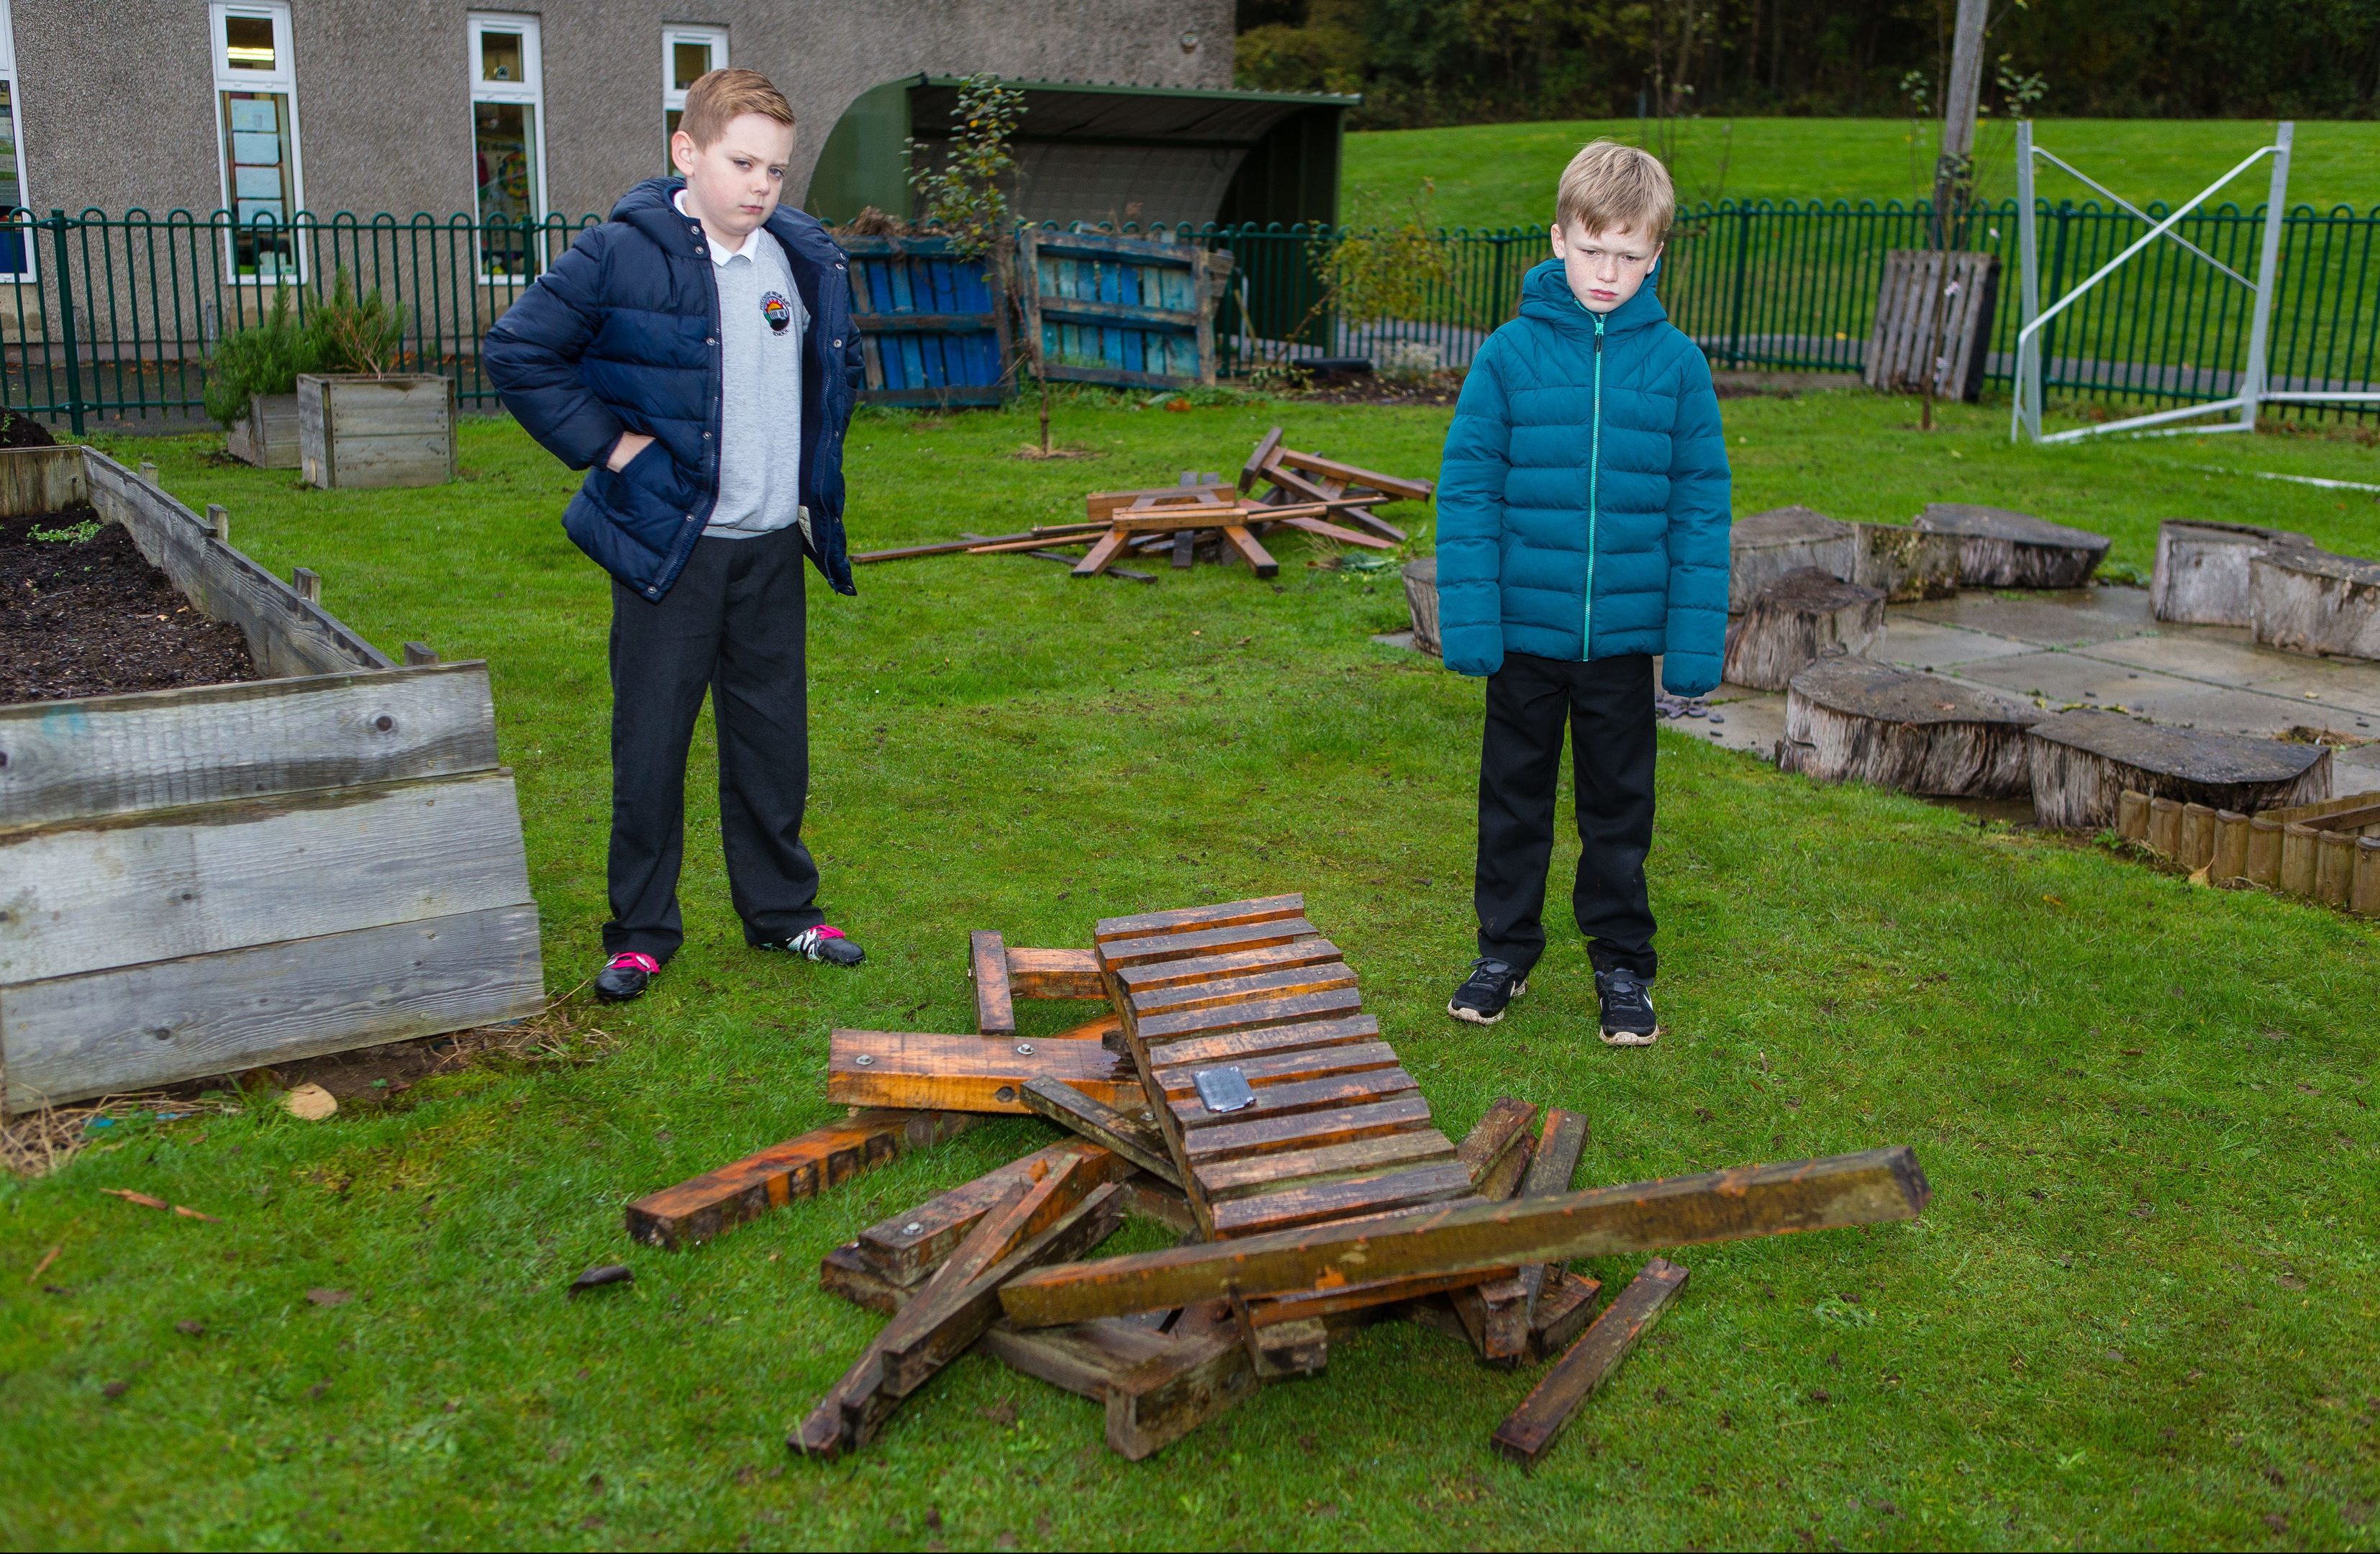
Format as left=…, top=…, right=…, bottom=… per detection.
left=470, top=12, right=548, bottom=280
left=212, top=1, right=304, bottom=281
left=661, top=26, right=727, bottom=165
left=0, top=0, right=33, bottom=279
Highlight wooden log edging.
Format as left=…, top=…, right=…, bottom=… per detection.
left=2115, top=783, right=2380, bottom=915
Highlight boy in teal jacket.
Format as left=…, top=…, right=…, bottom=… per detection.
left=1435, top=140, right=1731, bottom=1044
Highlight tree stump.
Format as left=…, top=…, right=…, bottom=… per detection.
left=1401, top=556, right=1441, bottom=656
left=1849, top=522, right=1963, bottom=601
left=1914, top=504, right=2109, bottom=589
left=1722, top=568, right=1886, bottom=691
left=1727, top=506, right=1856, bottom=612
left=2150, top=520, right=2313, bottom=627
left=2249, top=545, right=2380, bottom=661
left=2022, top=709, right=2332, bottom=830
left=1779, top=656, right=2039, bottom=797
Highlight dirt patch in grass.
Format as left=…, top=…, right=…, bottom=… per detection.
left=0, top=508, right=255, bottom=703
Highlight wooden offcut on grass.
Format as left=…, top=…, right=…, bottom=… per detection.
left=2, top=387, right=2376, bottom=1548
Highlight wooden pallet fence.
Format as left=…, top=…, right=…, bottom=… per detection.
left=1862, top=250, right=1999, bottom=402
left=2116, top=785, right=2380, bottom=913
left=842, top=235, right=1012, bottom=409
left=1020, top=230, right=1232, bottom=391
left=0, top=447, right=542, bottom=1110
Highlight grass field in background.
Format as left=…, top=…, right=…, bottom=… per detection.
left=1343, top=118, right=2380, bottom=232
left=2, top=390, right=2377, bottom=1549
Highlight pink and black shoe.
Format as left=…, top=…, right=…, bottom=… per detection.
left=758, top=924, right=865, bottom=967
left=595, top=951, right=660, bottom=1004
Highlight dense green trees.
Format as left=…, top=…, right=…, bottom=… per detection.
left=1235, top=0, right=2380, bottom=127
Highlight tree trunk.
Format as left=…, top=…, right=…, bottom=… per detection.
left=2249, top=545, right=2380, bottom=661
left=1915, top=503, right=2110, bottom=589
left=1779, top=656, right=2038, bottom=797
left=1727, top=506, right=1856, bottom=612
left=1722, top=568, right=1885, bottom=692
left=2022, top=709, right=2333, bottom=830
left=2150, top=520, right=2315, bottom=627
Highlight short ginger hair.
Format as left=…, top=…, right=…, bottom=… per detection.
left=679, top=68, right=795, bottom=147
left=1555, top=139, right=1674, bottom=246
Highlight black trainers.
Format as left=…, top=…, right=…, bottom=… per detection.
left=1595, top=966, right=1662, bottom=1046
left=595, top=951, right=658, bottom=1004
left=758, top=924, right=866, bottom=966
left=1448, top=958, right=1527, bottom=1025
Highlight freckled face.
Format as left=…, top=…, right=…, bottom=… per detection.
left=1550, top=219, right=1660, bottom=313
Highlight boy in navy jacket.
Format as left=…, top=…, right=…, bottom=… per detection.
left=1434, top=140, right=1732, bottom=1044
left=485, top=69, right=866, bottom=1002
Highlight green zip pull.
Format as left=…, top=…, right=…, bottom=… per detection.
left=1586, top=312, right=1604, bottom=660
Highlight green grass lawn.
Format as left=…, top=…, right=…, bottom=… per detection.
left=5, top=388, right=2380, bottom=1550
left=1344, top=118, right=2380, bottom=232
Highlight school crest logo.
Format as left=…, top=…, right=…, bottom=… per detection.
left=762, top=291, right=791, bottom=333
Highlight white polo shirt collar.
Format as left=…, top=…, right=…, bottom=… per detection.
left=672, top=188, right=763, bottom=266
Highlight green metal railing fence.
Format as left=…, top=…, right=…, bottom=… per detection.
left=5, top=200, right=2375, bottom=433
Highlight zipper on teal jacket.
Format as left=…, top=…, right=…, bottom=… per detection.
left=1585, top=311, right=1604, bottom=659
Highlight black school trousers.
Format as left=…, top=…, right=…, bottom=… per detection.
left=604, top=524, right=822, bottom=962
left=1474, top=650, right=1658, bottom=981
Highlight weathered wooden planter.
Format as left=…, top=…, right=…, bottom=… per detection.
left=1914, top=504, right=2109, bottom=589
left=2024, top=708, right=2330, bottom=830
left=225, top=391, right=301, bottom=470
left=1722, top=569, right=1884, bottom=691
left=1779, top=656, right=2038, bottom=798
left=2249, top=544, right=2380, bottom=661
left=298, top=373, right=457, bottom=489
left=0, top=445, right=542, bottom=1112
left=1402, top=555, right=1441, bottom=657
left=2117, top=785, right=2380, bottom=914
left=1728, top=506, right=1856, bottom=612
left=2150, top=520, right=2312, bottom=627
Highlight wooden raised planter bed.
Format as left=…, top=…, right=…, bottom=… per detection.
left=226, top=391, right=301, bottom=470
left=0, top=445, right=542, bottom=1112
left=299, top=373, right=457, bottom=489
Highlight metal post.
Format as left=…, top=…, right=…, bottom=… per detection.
left=47, top=210, right=83, bottom=438
left=2013, top=122, right=2040, bottom=440
left=2237, top=120, right=2294, bottom=431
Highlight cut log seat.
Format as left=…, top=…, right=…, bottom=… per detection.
left=1720, top=568, right=1886, bottom=691
left=2249, top=545, right=2380, bottom=662
left=1778, top=656, right=2039, bottom=797
left=1914, top=503, right=2109, bottom=589
left=1850, top=522, right=1963, bottom=602
left=2023, top=709, right=2333, bottom=830
left=2150, top=520, right=2314, bottom=627
left=1727, top=506, right=1856, bottom=612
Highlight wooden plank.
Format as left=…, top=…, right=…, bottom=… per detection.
left=1207, top=1160, right=1474, bottom=1238
left=880, top=1171, right=1112, bottom=1394
left=1103, top=1325, right=1260, bottom=1462
left=0, top=903, right=544, bottom=1112
left=1143, top=1013, right=1381, bottom=1070
left=1528, top=1268, right=1604, bottom=1361
left=976, top=1317, right=1178, bottom=1399
left=999, top=1147, right=1931, bottom=1326
left=1128, top=960, right=1358, bottom=1019
left=1274, top=445, right=1435, bottom=503
left=1153, top=1040, right=1404, bottom=1102
left=1271, top=513, right=1400, bottom=550
left=1094, top=917, right=1320, bottom=971
left=1250, top=1266, right=1506, bottom=1326
left=1219, top=525, right=1278, bottom=579
left=1070, top=524, right=1133, bottom=578
left=850, top=1139, right=1125, bottom=1283
left=825, top=1029, right=1143, bottom=1114
left=1169, top=1067, right=1419, bottom=1133
left=1136, top=986, right=1367, bottom=1045
left=969, top=930, right=1016, bottom=1035
left=1094, top=894, right=1306, bottom=945
left=1237, top=425, right=1285, bottom=494
left=0, top=770, right=532, bottom=984
left=1197, top=1129, right=1459, bottom=1201
left=1004, top=946, right=1106, bottom=999
left=820, top=1242, right=911, bottom=1313
left=1112, top=937, right=1347, bottom=995
left=1491, top=1258, right=1690, bottom=1464
left=0, top=661, right=498, bottom=832
left=630, top=1110, right=982, bottom=1251
left=1049, top=1011, right=1124, bottom=1042
left=1022, top=1078, right=1181, bottom=1186
left=1450, top=1273, right=1533, bottom=1363
left=1176, top=1093, right=1437, bottom=1165
left=0, top=445, right=91, bottom=514
left=1450, top=1099, right=1540, bottom=1360
left=1514, top=1108, right=1591, bottom=1319
left=1119, top=1173, right=1200, bottom=1235
left=1455, top=1099, right=1539, bottom=1191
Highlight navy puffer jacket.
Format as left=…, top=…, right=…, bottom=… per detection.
left=1435, top=258, right=1731, bottom=694
left=483, top=178, right=863, bottom=601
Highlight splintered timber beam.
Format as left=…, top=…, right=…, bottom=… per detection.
left=1022, top=1078, right=1182, bottom=1186
left=1491, top=1258, right=1690, bottom=1464
left=624, top=1109, right=978, bottom=1249
left=1000, top=1147, right=1930, bottom=1327
left=853, top=1138, right=1132, bottom=1286
left=827, top=1028, right=1145, bottom=1114
left=970, top=930, right=1016, bottom=1035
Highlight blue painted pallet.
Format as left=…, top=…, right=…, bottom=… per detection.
left=1020, top=231, right=1230, bottom=391
left=840, top=236, right=1011, bottom=407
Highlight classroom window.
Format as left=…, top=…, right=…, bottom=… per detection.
left=661, top=26, right=727, bottom=163
left=211, top=2, right=304, bottom=281
left=470, top=12, right=548, bottom=281
left=0, top=0, right=32, bottom=278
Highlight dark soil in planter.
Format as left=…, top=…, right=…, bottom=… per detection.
left=0, top=412, right=56, bottom=449
left=1, top=506, right=255, bottom=703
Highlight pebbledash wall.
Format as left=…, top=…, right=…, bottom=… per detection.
left=4, top=0, right=1235, bottom=225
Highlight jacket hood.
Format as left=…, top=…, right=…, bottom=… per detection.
left=1516, top=257, right=1671, bottom=337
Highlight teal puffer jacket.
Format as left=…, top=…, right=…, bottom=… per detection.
left=1436, top=258, right=1731, bottom=693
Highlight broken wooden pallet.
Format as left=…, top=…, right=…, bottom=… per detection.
left=1240, top=424, right=1432, bottom=545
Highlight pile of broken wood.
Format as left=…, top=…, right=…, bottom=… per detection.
left=624, top=894, right=1930, bottom=1463
left=852, top=428, right=1431, bottom=583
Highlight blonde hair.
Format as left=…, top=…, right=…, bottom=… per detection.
left=1555, top=140, right=1674, bottom=246
left=679, top=68, right=795, bottom=148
